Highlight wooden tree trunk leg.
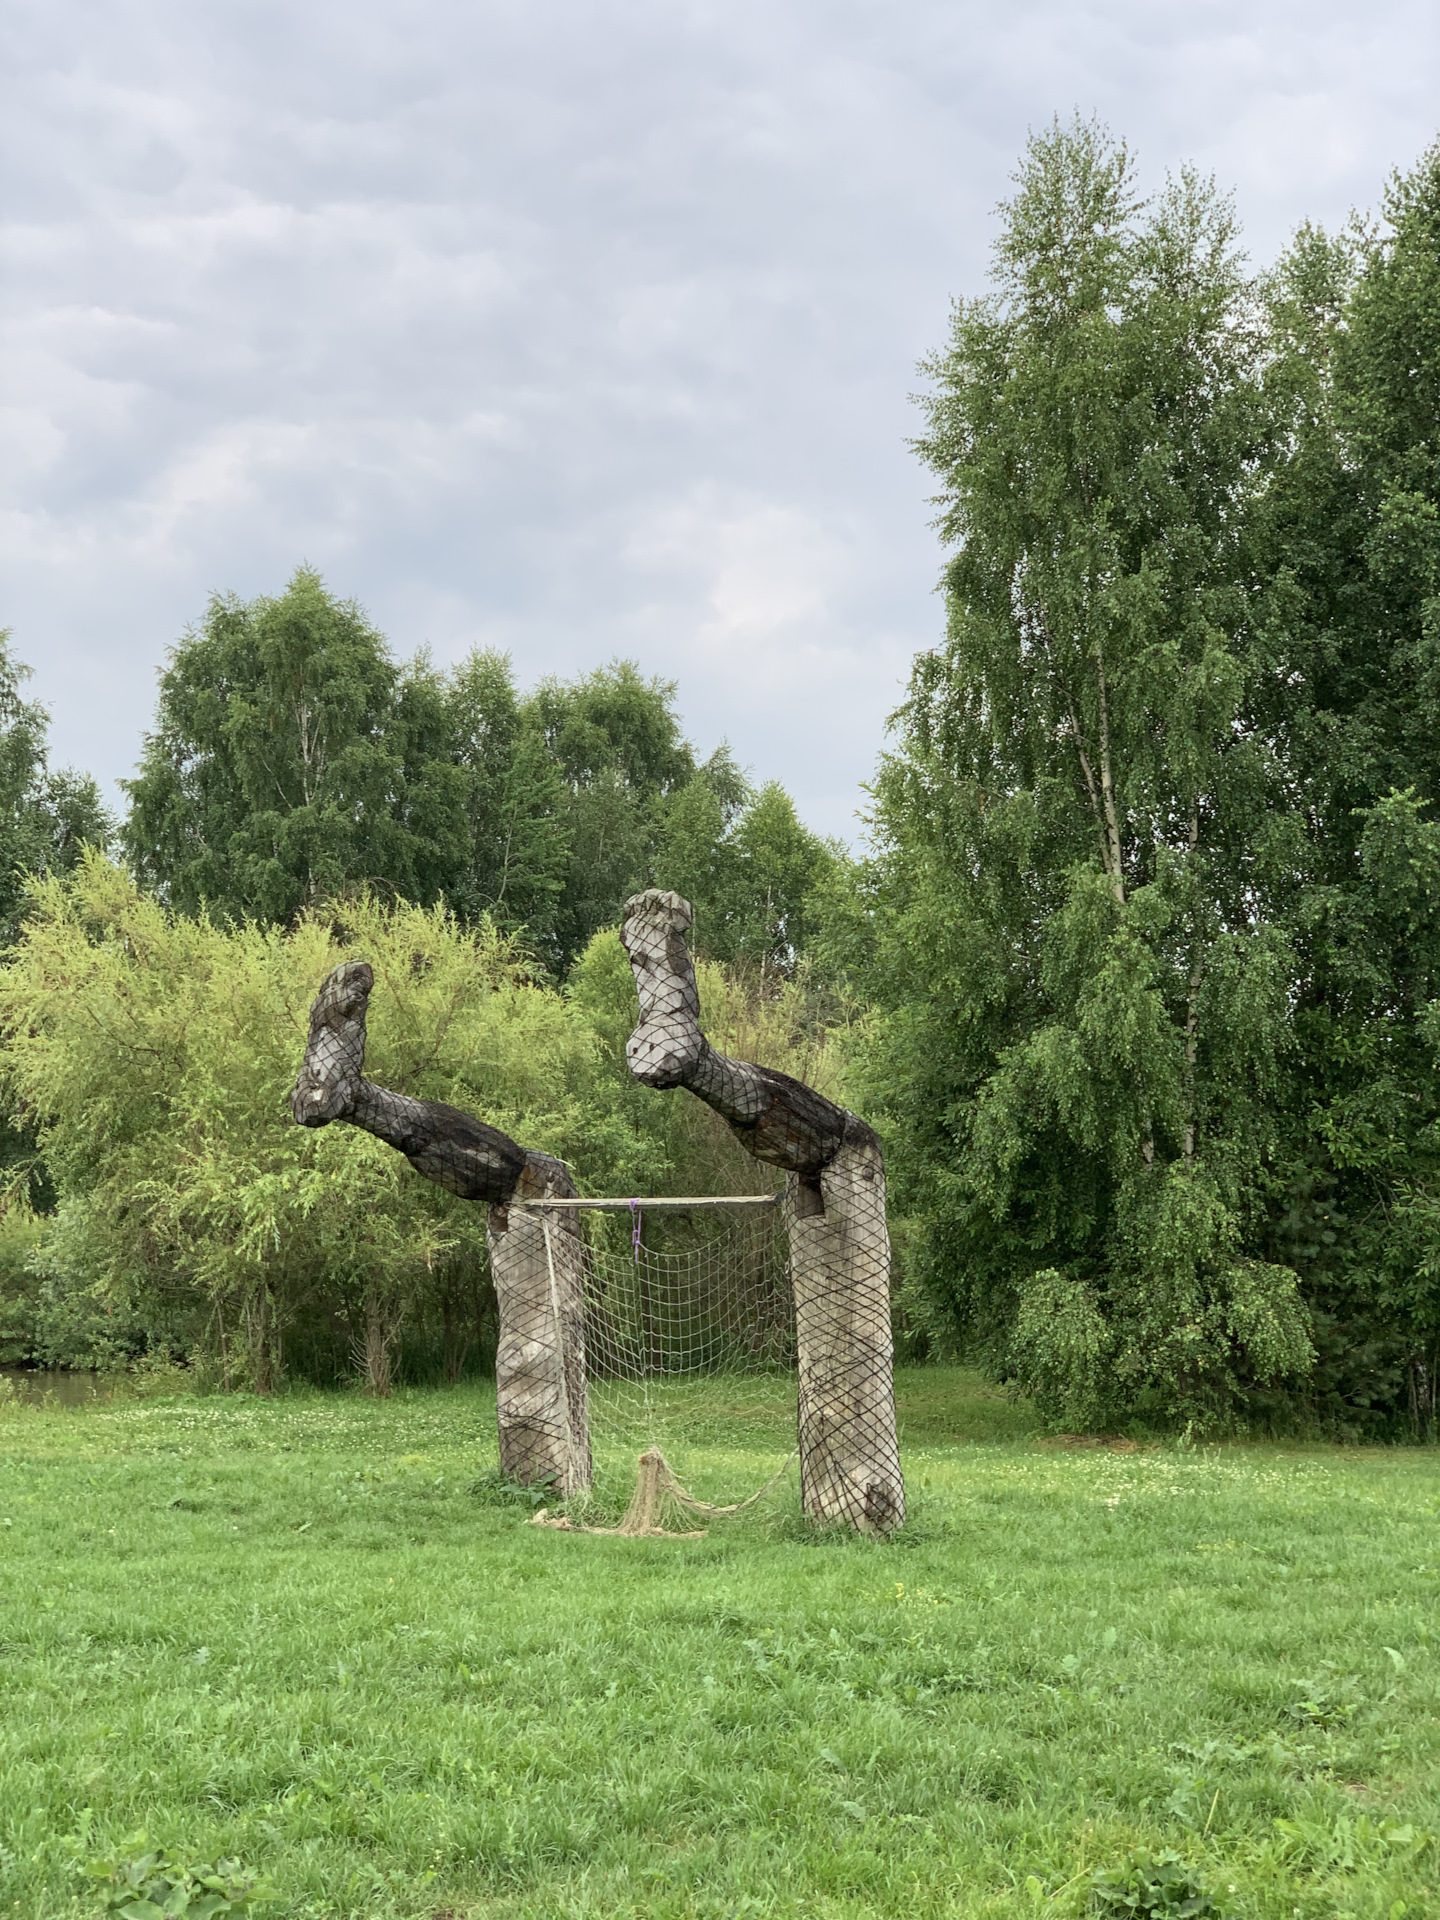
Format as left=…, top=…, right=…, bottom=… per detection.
left=291, top=963, right=593, bottom=1489
left=487, top=1159, right=592, bottom=1494
left=617, top=889, right=907, bottom=1535
left=787, top=1140, right=904, bottom=1534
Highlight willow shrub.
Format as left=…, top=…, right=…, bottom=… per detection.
left=0, top=855, right=849, bottom=1388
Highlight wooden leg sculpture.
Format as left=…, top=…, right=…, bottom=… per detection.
left=291, top=961, right=592, bottom=1493
left=620, top=891, right=904, bottom=1532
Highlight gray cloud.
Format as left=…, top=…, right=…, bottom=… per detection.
left=3, top=0, right=1437, bottom=838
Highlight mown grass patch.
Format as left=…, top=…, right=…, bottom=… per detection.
left=1, top=1368, right=1436, bottom=1917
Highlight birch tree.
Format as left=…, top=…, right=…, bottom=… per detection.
left=866, top=119, right=1310, bottom=1427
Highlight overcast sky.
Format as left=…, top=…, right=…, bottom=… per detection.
left=4, top=1, right=1438, bottom=840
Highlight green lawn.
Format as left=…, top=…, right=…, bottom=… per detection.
left=1, top=1370, right=1437, bottom=1919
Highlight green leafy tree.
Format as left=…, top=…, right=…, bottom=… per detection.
left=648, top=746, right=747, bottom=947
left=444, top=648, right=571, bottom=946
left=121, top=568, right=467, bottom=924
left=721, top=782, right=837, bottom=972
left=518, top=668, right=834, bottom=976
left=653, top=774, right=837, bottom=973
left=526, top=661, right=698, bottom=965
left=0, top=631, right=112, bottom=945
left=856, top=119, right=1310, bottom=1427
left=529, top=659, right=698, bottom=796
left=122, top=574, right=843, bottom=984
left=1251, top=140, right=1440, bottom=1431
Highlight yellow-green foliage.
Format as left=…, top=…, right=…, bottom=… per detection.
left=0, top=857, right=607, bottom=1379
left=0, top=1206, right=46, bottom=1364
left=0, top=857, right=854, bottom=1383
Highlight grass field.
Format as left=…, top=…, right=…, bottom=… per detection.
left=1, top=1369, right=1437, bottom=1919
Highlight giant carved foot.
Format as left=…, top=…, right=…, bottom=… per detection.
left=620, top=890, right=705, bottom=1089
left=291, top=960, right=373, bottom=1126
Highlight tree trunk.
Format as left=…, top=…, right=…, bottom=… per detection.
left=359, top=1287, right=397, bottom=1396
left=488, top=1154, right=593, bottom=1495
left=1182, top=805, right=1202, bottom=1166
left=216, top=1298, right=232, bottom=1392
left=1093, top=643, right=1126, bottom=903
left=787, top=1142, right=904, bottom=1532
left=440, top=1282, right=474, bottom=1384
left=245, top=1285, right=275, bottom=1394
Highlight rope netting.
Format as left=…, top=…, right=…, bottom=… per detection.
left=518, top=1197, right=799, bottom=1534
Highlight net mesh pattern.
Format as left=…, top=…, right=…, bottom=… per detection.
left=508, top=1177, right=904, bottom=1534
left=782, top=1148, right=903, bottom=1532
left=486, top=1200, right=591, bottom=1496
left=551, top=1202, right=795, bottom=1493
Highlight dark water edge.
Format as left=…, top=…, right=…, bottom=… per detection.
left=0, top=1367, right=110, bottom=1407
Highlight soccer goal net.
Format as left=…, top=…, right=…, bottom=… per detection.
left=513, top=1194, right=798, bottom=1533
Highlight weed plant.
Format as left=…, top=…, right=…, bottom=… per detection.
left=0, top=1369, right=1436, bottom=1917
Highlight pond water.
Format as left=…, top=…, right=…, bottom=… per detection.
left=0, top=1367, right=110, bottom=1408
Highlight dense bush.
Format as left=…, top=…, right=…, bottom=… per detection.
left=0, top=855, right=849, bottom=1389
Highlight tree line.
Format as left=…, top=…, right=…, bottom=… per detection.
left=3, top=117, right=1440, bottom=1434
left=0, top=587, right=844, bottom=1390
left=120, top=571, right=835, bottom=974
